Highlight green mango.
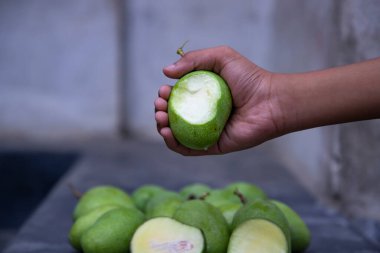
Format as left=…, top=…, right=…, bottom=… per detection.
left=69, top=205, right=119, bottom=251
left=73, top=185, right=134, bottom=220
left=179, top=183, right=211, bottom=200
left=205, top=189, right=241, bottom=208
left=224, top=182, right=267, bottom=203
left=271, top=200, right=311, bottom=253
left=131, top=184, right=166, bottom=211
left=81, top=207, right=145, bottom=253
left=131, top=217, right=204, bottom=253
left=144, top=191, right=183, bottom=219
left=168, top=70, right=232, bottom=150
left=173, top=200, right=230, bottom=253
left=218, top=202, right=243, bottom=227
left=228, top=199, right=291, bottom=253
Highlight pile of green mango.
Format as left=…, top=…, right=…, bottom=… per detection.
left=69, top=182, right=311, bottom=253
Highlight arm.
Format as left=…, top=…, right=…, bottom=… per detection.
left=273, top=57, right=380, bottom=134
left=155, top=46, right=380, bottom=156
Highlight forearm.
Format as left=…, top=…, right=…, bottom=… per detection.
left=273, top=57, right=380, bottom=134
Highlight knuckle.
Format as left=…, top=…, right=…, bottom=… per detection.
left=217, top=45, right=235, bottom=55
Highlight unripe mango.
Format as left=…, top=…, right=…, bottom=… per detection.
left=168, top=71, right=232, bottom=150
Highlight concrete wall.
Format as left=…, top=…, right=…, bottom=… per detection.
left=264, top=0, right=339, bottom=201
left=0, top=0, right=121, bottom=143
left=331, top=0, right=380, bottom=219
left=270, top=0, right=380, bottom=220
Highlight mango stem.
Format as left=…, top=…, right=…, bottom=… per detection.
left=176, top=40, right=189, bottom=57
left=233, top=189, right=247, bottom=205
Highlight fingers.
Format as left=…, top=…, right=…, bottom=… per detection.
left=160, top=127, right=221, bottom=156
left=155, top=110, right=168, bottom=129
left=154, top=84, right=171, bottom=122
left=154, top=97, right=167, bottom=112
left=156, top=116, right=223, bottom=156
left=159, top=127, right=197, bottom=156
left=163, top=46, right=240, bottom=79
left=155, top=95, right=217, bottom=155
left=159, top=127, right=185, bottom=153
left=158, top=85, right=172, bottom=100
left=155, top=85, right=171, bottom=133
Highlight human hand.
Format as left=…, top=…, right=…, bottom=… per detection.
left=155, top=46, right=285, bottom=155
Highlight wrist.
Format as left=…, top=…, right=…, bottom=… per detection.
left=268, top=73, right=298, bottom=136
left=270, top=58, right=380, bottom=135
left=270, top=71, right=337, bottom=134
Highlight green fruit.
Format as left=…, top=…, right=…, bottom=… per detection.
left=225, top=182, right=267, bottom=203
left=205, top=189, right=240, bottom=208
left=73, top=185, right=134, bottom=220
left=173, top=200, right=230, bottom=253
left=168, top=70, right=232, bottom=150
left=179, top=183, right=211, bottom=199
left=144, top=191, right=183, bottom=219
left=271, top=200, right=311, bottom=253
left=81, top=207, right=145, bottom=253
left=228, top=199, right=291, bottom=253
left=131, top=184, right=166, bottom=211
left=69, top=205, right=119, bottom=251
left=218, top=202, right=242, bottom=226
left=131, top=217, right=204, bottom=253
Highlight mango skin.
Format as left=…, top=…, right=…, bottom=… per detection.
left=168, top=70, right=232, bottom=150
left=73, top=185, right=134, bottom=220
left=173, top=199, right=230, bottom=253
left=224, top=182, right=267, bottom=203
left=69, top=205, right=119, bottom=251
left=144, top=191, right=183, bottom=219
left=179, top=183, right=211, bottom=200
left=205, top=189, right=241, bottom=208
left=271, top=200, right=311, bottom=253
left=80, top=207, right=145, bottom=253
left=131, top=184, right=166, bottom=211
left=231, top=199, right=292, bottom=253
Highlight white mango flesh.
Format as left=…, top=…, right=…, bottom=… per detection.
left=170, top=74, right=221, bottom=124
left=131, top=217, right=204, bottom=253
left=228, top=219, right=287, bottom=253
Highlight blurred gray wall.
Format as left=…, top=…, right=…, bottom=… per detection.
left=271, top=0, right=380, bottom=220
left=0, top=0, right=121, bottom=142
left=0, top=0, right=379, bottom=220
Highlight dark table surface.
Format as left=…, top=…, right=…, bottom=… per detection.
left=3, top=141, right=378, bottom=253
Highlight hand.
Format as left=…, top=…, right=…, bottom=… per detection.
left=155, top=46, right=285, bottom=155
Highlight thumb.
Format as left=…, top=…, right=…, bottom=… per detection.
left=163, top=46, right=239, bottom=79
